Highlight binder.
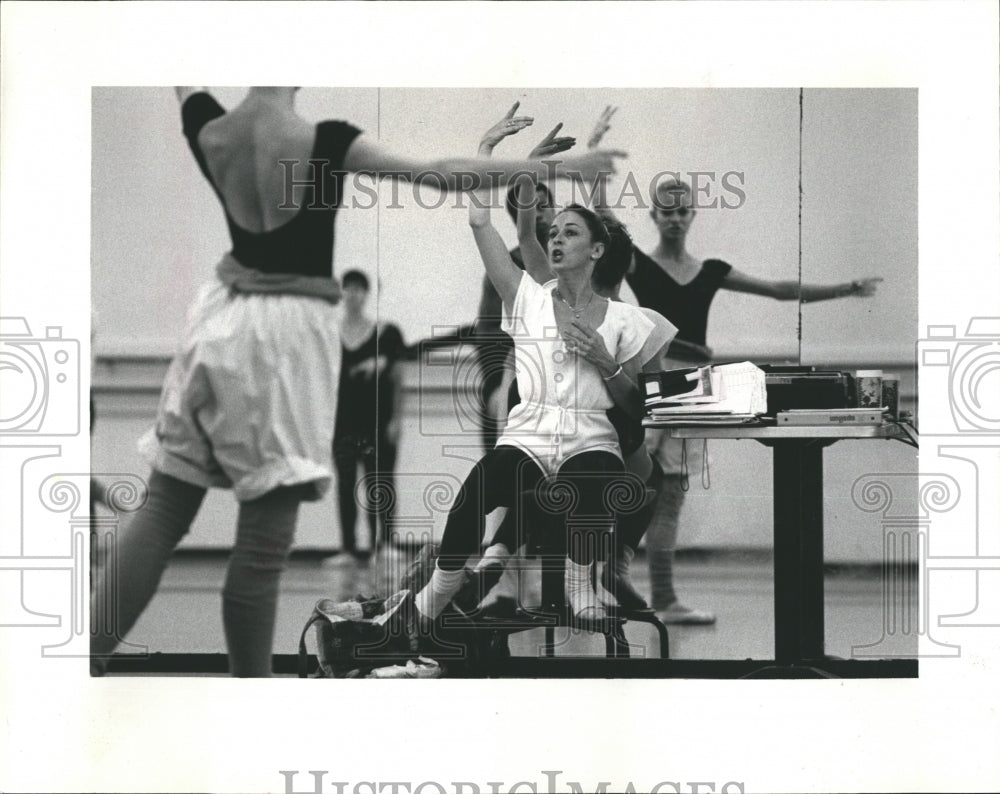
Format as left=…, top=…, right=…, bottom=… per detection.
left=641, top=365, right=714, bottom=404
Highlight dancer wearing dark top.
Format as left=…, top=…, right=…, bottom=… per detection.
left=90, top=88, right=627, bottom=677
left=329, top=270, right=406, bottom=565
left=626, top=254, right=732, bottom=357
left=625, top=175, right=882, bottom=624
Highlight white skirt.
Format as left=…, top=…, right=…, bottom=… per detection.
left=139, top=278, right=341, bottom=502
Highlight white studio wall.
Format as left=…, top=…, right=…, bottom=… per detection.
left=91, top=87, right=918, bottom=560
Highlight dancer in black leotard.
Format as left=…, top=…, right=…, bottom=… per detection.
left=90, top=88, right=626, bottom=677
left=329, top=270, right=406, bottom=566
left=626, top=175, right=882, bottom=624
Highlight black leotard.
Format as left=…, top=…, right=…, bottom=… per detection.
left=624, top=250, right=732, bottom=347
left=181, top=92, right=362, bottom=279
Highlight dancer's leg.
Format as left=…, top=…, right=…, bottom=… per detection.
left=91, top=470, right=206, bottom=660
left=558, top=452, right=625, bottom=619
left=418, top=447, right=542, bottom=619
left=646, top=473, right=686, bottom=610
left=223, top=485, right=305, bottom=677
left=368, top=434, right=398, bottom=551
left=601, top=455, right=666, bottom=609
left=333, top=436, right=360, bottom=555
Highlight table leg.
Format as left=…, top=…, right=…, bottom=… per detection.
left=772, top=440, right=827, bottom=664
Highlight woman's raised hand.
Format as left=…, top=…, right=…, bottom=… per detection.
left=587, top=105, right=618, bottom=149
left=529, top=123, right=577, bottom=159
left=479, top=102, right=534, bottom=151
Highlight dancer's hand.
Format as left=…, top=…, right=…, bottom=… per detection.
left=479, top=102, right=534, bottom=152
left=529, top=123, right=576, bottom=159
left=587, top=105, right=618, bottom=149
left=850, top=277, right=883, bottom=297
left=564, top=148, right=628, bottom=185
left=564, top=319, right=617, bottom=376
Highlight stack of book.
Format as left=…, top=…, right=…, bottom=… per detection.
left=641, top=362, right=767, bottom=425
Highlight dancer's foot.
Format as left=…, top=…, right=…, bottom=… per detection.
left=655, top=602, right=717, bottom=625
left=593, top=563, right=620, bottom=609
left=321, top=551, right=362, bottom=569
left=452, top=561, right=505, bottom=614
left=600, top=554, right=649, bottom=611
left=477, top=595, right=520, bottom=620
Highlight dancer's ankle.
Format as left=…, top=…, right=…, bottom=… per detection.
left=564, top=558, right=606, bottom=620
left=414, top=563, right=467, bottom=620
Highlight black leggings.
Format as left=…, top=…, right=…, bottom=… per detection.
left=333, top=433, right=397, bottom=553
left=437, top=446, right=629, bottom=570
left=490, top=449, right=656, bottom=561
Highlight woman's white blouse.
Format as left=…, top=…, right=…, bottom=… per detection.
left=497, top=273, right=654, bottom=473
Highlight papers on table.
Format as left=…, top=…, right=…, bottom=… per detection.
left=644, top=362, right=767, bottom=423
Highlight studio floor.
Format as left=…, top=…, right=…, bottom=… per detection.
left=107, top=548, right=917, bottom=675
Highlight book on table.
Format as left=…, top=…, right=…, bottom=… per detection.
left=644, top=362, right=767, bottom=423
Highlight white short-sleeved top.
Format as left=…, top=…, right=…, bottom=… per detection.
left=498, top=273, right=654, bottom=473
left=636, top=307, right=679, bottom=368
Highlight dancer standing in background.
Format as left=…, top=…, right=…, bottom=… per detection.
left=328, top=269, right=406, bottom=567
left=90, top=87, right=626, bottom=677
left=628, top=173, right=882, bottom=626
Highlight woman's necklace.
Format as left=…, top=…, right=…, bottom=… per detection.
left=554, top=287, right=595, bottom=320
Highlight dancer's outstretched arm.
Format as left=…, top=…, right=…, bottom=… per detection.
left=722, top=270, right=883, bottom=301
left=344, top=101, right=623, bottom=193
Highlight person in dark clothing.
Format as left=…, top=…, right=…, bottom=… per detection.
left=328, top=270, right=406, bottom=565
left=627, top=176, right=882, bottom=624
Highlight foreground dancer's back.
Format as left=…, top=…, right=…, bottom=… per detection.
left=91, top=89, right=627, bottom=677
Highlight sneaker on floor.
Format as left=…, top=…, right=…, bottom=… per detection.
left=655, top=603, right=717, bottom=625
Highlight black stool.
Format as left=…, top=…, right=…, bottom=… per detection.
left=440, top=544, right=669, bottom=675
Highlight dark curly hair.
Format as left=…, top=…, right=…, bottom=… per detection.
left=591, top=218, right=634, bottom=292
